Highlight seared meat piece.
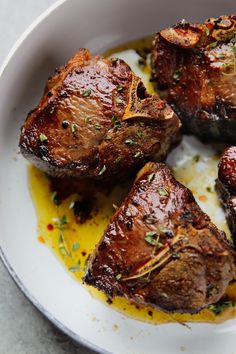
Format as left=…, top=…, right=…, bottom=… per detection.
left=216, top=146, right=236, bottom=246
left=84, top=162, right=235, bottom=313
left=151, top=15, right=236, bottom=142
left=19, top=49, right=180, bottom=180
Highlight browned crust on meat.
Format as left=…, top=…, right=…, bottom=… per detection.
left=84, top=162, right=235, bottom=313
left=19, top=49, right=181, bottom=180
left=151, top=15, right=236, bottom=142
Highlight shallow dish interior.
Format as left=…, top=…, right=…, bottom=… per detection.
left=0, top=0, right=236, bottom=353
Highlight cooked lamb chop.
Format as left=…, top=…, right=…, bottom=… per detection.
left=84, top=162, right=235, bottom=313
left=19, top=49, right=180, bottom=180
left=151, top=15, right=236, bottom=142
left=216, top=146, right=236, bottom=246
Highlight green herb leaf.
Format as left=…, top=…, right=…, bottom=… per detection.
left=94, top=123, right=102, bottom=130
left=157, top=188, right=169, bottom=196
left=116, top=98, right=123, bottom=105
left=147, top=173, right=155, bottom=183
left=143, top=214, right=157, bottom=224
left=222, top=61, right=234, bottom=68
left=136, top=129, right=143, bottom=139
left=145, top=231, right=157, bottom=245
left=39, top=133, right=47, bottom=142
left=98, top=165, right=107, bottom=176
left=69, top=264, right=81, bottom=273
left=124, top=139, right=136, bottom=145
left=82, top=89, right=91, bottom=97
left=193, top=154, right=200, bottom=162
left=114, top=157, right=122, bottom=164
left=173, top=69, right=181, bottom=81
left=51, top=191, right=61, bottom=206
left=59, top=246, right=68, bottom=257
left=72, top=242, right=80, bottom=252
left=71, top=123, right=78, bottom=134
left=209, top=41, right=218, bottom=48
left=205, top=27, right=210, bottom=36
left=84, top=116, right=92, bottom=124
left=117, top=85, right=124, bottom=92
left=134, top=151, right=142, bottom=158
left=53, top=215, right=68, bottom=230
left=208, top=301, right=235, bottom=315
left=206, top=186, right=213, bottom=193
left=111, top=115, right=121, bottom=129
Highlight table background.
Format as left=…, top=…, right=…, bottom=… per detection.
left=0, top=1, right=94, bottom=353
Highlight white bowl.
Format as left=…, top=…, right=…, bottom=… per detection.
left=0, top=0, right=235, bottom=353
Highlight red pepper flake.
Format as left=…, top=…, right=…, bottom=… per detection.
left=148, top=310, right=153, bottom=317
left=81, top=251, right=87, bottom=257
left=47, top=223, right=54, bottom=231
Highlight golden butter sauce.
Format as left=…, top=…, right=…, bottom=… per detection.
left=28, top=37, right=236, bottom=324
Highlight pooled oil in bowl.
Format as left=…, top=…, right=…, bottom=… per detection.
left=28, top=37, right=236, bottom=324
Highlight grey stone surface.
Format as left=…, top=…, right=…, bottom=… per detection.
left=0, top=1, right=95, bottom=353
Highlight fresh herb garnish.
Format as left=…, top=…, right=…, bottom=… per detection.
left=39, top=133, right=47, bottom=142
left=114, top=157, right=122, bottom=164
left=72, top=242, right=80, bottom=252
left=98, top=165, right=107, bottom=176
left=173, top=69, right=181, bottom=81
left=116, top=274, right=122, bottom=280
left=157, top=188, right=169, bottom=196
left=209, top=41, right=218, bottom=48
left=51, top=191, right=61, bottom=206
left=143, top=213, right=157, bottom=224
left=82, top=89, right=91, bottom=97
left=117, top=85, right=124, bottom=92
left=94, top=123, right=102, bottom=130
left=71, top=123, right=78, bottom=134
left=69, top=260, right=84, bottom=273
left=116, top=98, right=123, bottom=105
left=172, top=252, right=180, bottom=260
left=124, top=139, right=136, bottom=145
left=134, top=151, right=142, bottom=158
left=111, top=115, right=121, bottom=129
left=193, top=154, right=200, bottom=162
left=84, top=116, right=92, bottom=124
left=54, top=214, right=68, bottom=229
left=208, top=301, right=236, bottom=315
left=205, top=27, right=210, bottom=36
left=53, top=215, right=71, bottom=257
left=147, top=173, right=155, bottom=183
left=136, top=129, right=143, bottom=139
left=206, top=186, right=213, bottom=193
left=145, top=231, right=158, bottom=245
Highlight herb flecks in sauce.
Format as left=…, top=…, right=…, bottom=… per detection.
left=28, top=36, right=236, bottom=325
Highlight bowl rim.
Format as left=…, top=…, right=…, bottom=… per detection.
left=0, top=1, right=109, bottom=352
